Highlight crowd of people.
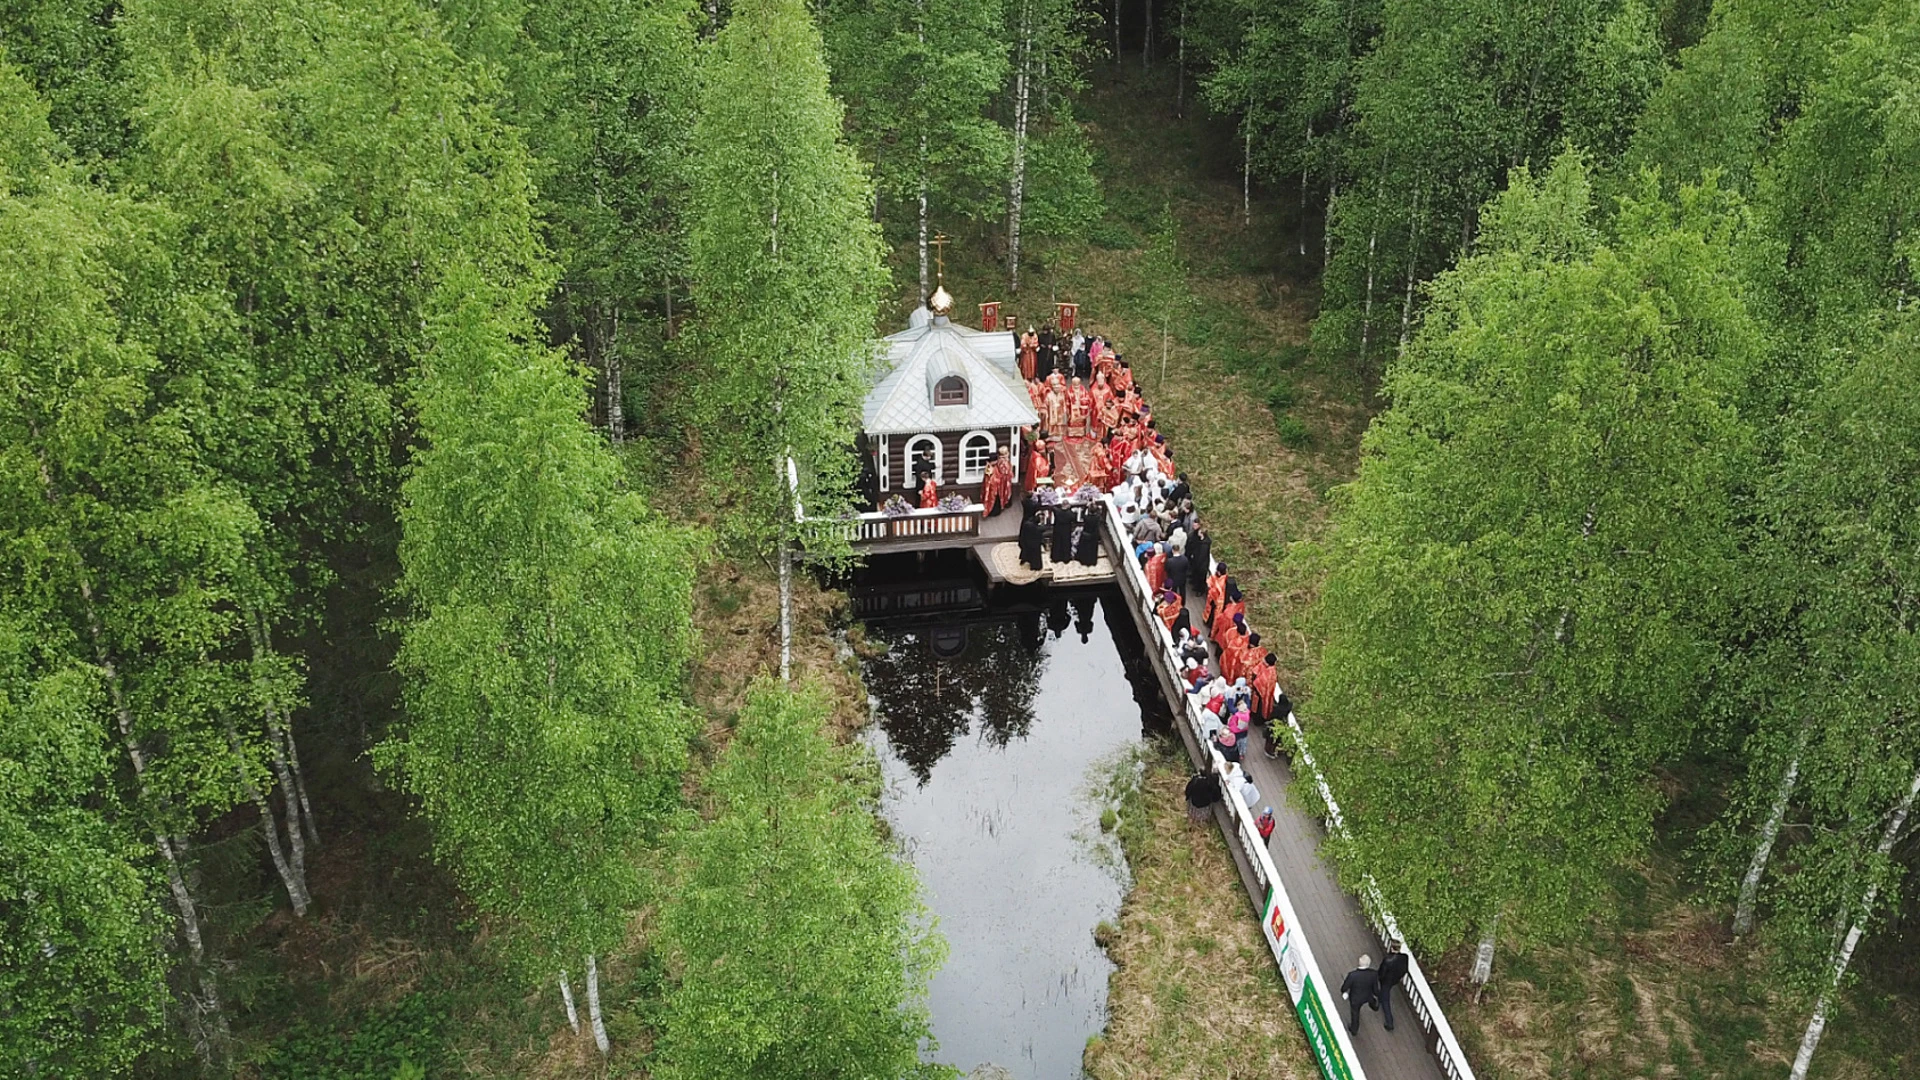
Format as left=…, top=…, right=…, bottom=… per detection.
left=1006, top=317, right=1414, bottom=1049
left=1006, top=321, right=1294, bottom=818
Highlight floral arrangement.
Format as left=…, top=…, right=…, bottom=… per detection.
left=881, top=494, right=914, bottom=517
left=938, top=494, right=970, bottom=512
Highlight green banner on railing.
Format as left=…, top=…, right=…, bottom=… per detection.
left=1265, top=886, right=1358, bottom=1080
left=1296, top=971, right=1355, bottom=1080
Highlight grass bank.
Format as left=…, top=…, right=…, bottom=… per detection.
left=1089, top=741, right=1319, bottom=1080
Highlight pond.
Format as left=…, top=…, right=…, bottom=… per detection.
left=853, top=552, right=1171, bottom=1079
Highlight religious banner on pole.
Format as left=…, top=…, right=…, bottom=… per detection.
left=980, top=301, right=1002, bottom=332
left=1055, top=302, right=1079, bottom=332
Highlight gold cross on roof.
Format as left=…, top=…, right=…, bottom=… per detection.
left=932, top=232, right=950, bottom=284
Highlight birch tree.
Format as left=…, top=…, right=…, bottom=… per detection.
left=655, top=682, right=943, bottom=1080
left=379, top=269, right=702, bottom=1047
left=506, top=0, right=703, bottom=444
left=819, top=0, right=1011, bottom=297
left=683, top=0, right=887, bottom=677
left=1294, top=156, right=1761, bottom=981
left=1310, top=0, right=1661, bottom=363
left=1729, top=315, right=1920, bottom=1078
left=1004, top=0, right=1099, bottom=292
left=0, top=94, right=266, bottom=1056
left=0, top=620, right=168, bottom=1076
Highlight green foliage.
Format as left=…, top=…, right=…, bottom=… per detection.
left=683, top=0, right=889, bottom=549
left=0, top=621, right=168, bottom=1076
left=1295, top=154, right=1762, bottom=954
left=0, top=2, right=131, bottom=163
left=655, top=682, right=943, bottom=1080
left=264, top=992, right=450, bottom=1080
left=1022, top=119, right=1104, bottom=240
left=1739, top=314, right=1920, bottom=998
left=1760, top=0, right=1920, bottom=348
left=1273, top=415, right=1308, bottom=448
left=380, top=268, right=701, bottom=972
left=820, top=0, right=1012, bottom=241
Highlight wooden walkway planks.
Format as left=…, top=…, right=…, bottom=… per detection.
left=1238, top=735, right=1446, bottom=1080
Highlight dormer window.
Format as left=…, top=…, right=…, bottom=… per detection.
left=934, top=375, right=968, bottom=406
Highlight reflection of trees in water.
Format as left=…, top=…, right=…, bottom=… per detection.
left=862, top=619, right=1046, bottom=785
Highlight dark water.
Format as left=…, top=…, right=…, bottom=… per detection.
left=852, top=553, right=1170, bottom=1079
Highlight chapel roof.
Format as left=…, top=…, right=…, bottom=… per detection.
left=862, top=309, right=1037, bottom=436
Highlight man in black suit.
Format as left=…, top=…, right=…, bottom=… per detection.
left=1340, top=955, right=1379, bottom=1035
left=1377, top=940, right=1409, bottom=1032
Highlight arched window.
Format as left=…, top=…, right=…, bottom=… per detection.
left=960, top=431, right=995, bottom=482
left=934, top=375, right=969, bottom=406
left=904, top=434, right=941, bottom=487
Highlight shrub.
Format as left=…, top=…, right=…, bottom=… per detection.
left=1275, top=416, right=1310, bottom=449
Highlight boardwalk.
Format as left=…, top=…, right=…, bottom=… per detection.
left=1100, top=502, right=1462, bottom=1080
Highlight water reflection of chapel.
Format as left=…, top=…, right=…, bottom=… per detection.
left=859, top=284, right=1038, bottom=508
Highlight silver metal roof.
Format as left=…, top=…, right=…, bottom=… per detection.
left=862, top=312, right=1038, bottom=436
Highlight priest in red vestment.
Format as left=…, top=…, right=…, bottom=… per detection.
left=1145, top=545, right=1167, bottom=595
left=1024, top=438, right=1052, bottom=494
left=1043, top=380, right=1067, bottom=434
left=919, top=475, right=940, bottom=509
left=1027, top=377, right=1048, bottom=417
left=981, top=446, right=1016, bottom=516
left=1091, top=370, right=1117, bottom=440
left=1251, top=653, right=1280, bottom=724
left=1205, top=565, right=1228, bottom=626
left=1019, top=328, right=1039, bottom=380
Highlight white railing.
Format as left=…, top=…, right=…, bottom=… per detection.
left=808, top=504, right=985, bottom=544
left=1280, top=713, right=1477, bottom=1080
left=1100, top=493, right=1477, bottom=1080
left=1100, top=498, right=1368, bottom=1080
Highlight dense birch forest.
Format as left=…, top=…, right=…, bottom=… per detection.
left=1, top=0, right=1917, bottom=1077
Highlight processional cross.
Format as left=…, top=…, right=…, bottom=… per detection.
left=932, top=232, right=950, bottom=285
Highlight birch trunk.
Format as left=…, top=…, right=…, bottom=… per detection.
left=226, top=724, right=310, bottom=915
left=559, top=970, right=581, bottom=1033
left=606, top=307, right=625, bottom=446
left=1789, top=766, right=1920, bottom=1080
left=1397, top=189, right=1421, bottom=357
left=586, top=953, right=611, bottom=1054
left=1359, top=222, right=1378, bottom=363
left=1732, top=728, right=1808, bottom=937
left=248, top=613, right=317, bottom=852
left=1111, top=0, right=1120, bottom=63
left=1470, top=912, right=1500, bottom=989
left=1242, top=120, right=1252, bottom=227
left=918, top=152, right=930, bottom=297
left=1324, top=177, right=1336, bottom=273
left=1142, top=0, right=1151, bottom=69
left=35, top=449, right=229, bottom=1057
left=778, top=543, right=793, bottom=684
left=1008, top=0, right=1032, bottom=294
left=917, top=7, right=929, bottom=300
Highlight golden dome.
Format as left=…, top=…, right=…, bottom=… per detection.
left=928, top=284, right=954, bottom=316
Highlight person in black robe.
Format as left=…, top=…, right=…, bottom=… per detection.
left=1037, top=325, right=1058, bottom=377
left=1017, top=499, right=1047, bottom=571
left=1186, top=521, right=1212, bottom=590
left=1051, top=501, right=1082, bottom=565
left=1074, top=510, right=1102, bottom=565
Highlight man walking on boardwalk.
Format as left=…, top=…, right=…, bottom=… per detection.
left=1377, top=940, right=1409, bottom=1032
left=1340, top=955, right=1380, bottom=1035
